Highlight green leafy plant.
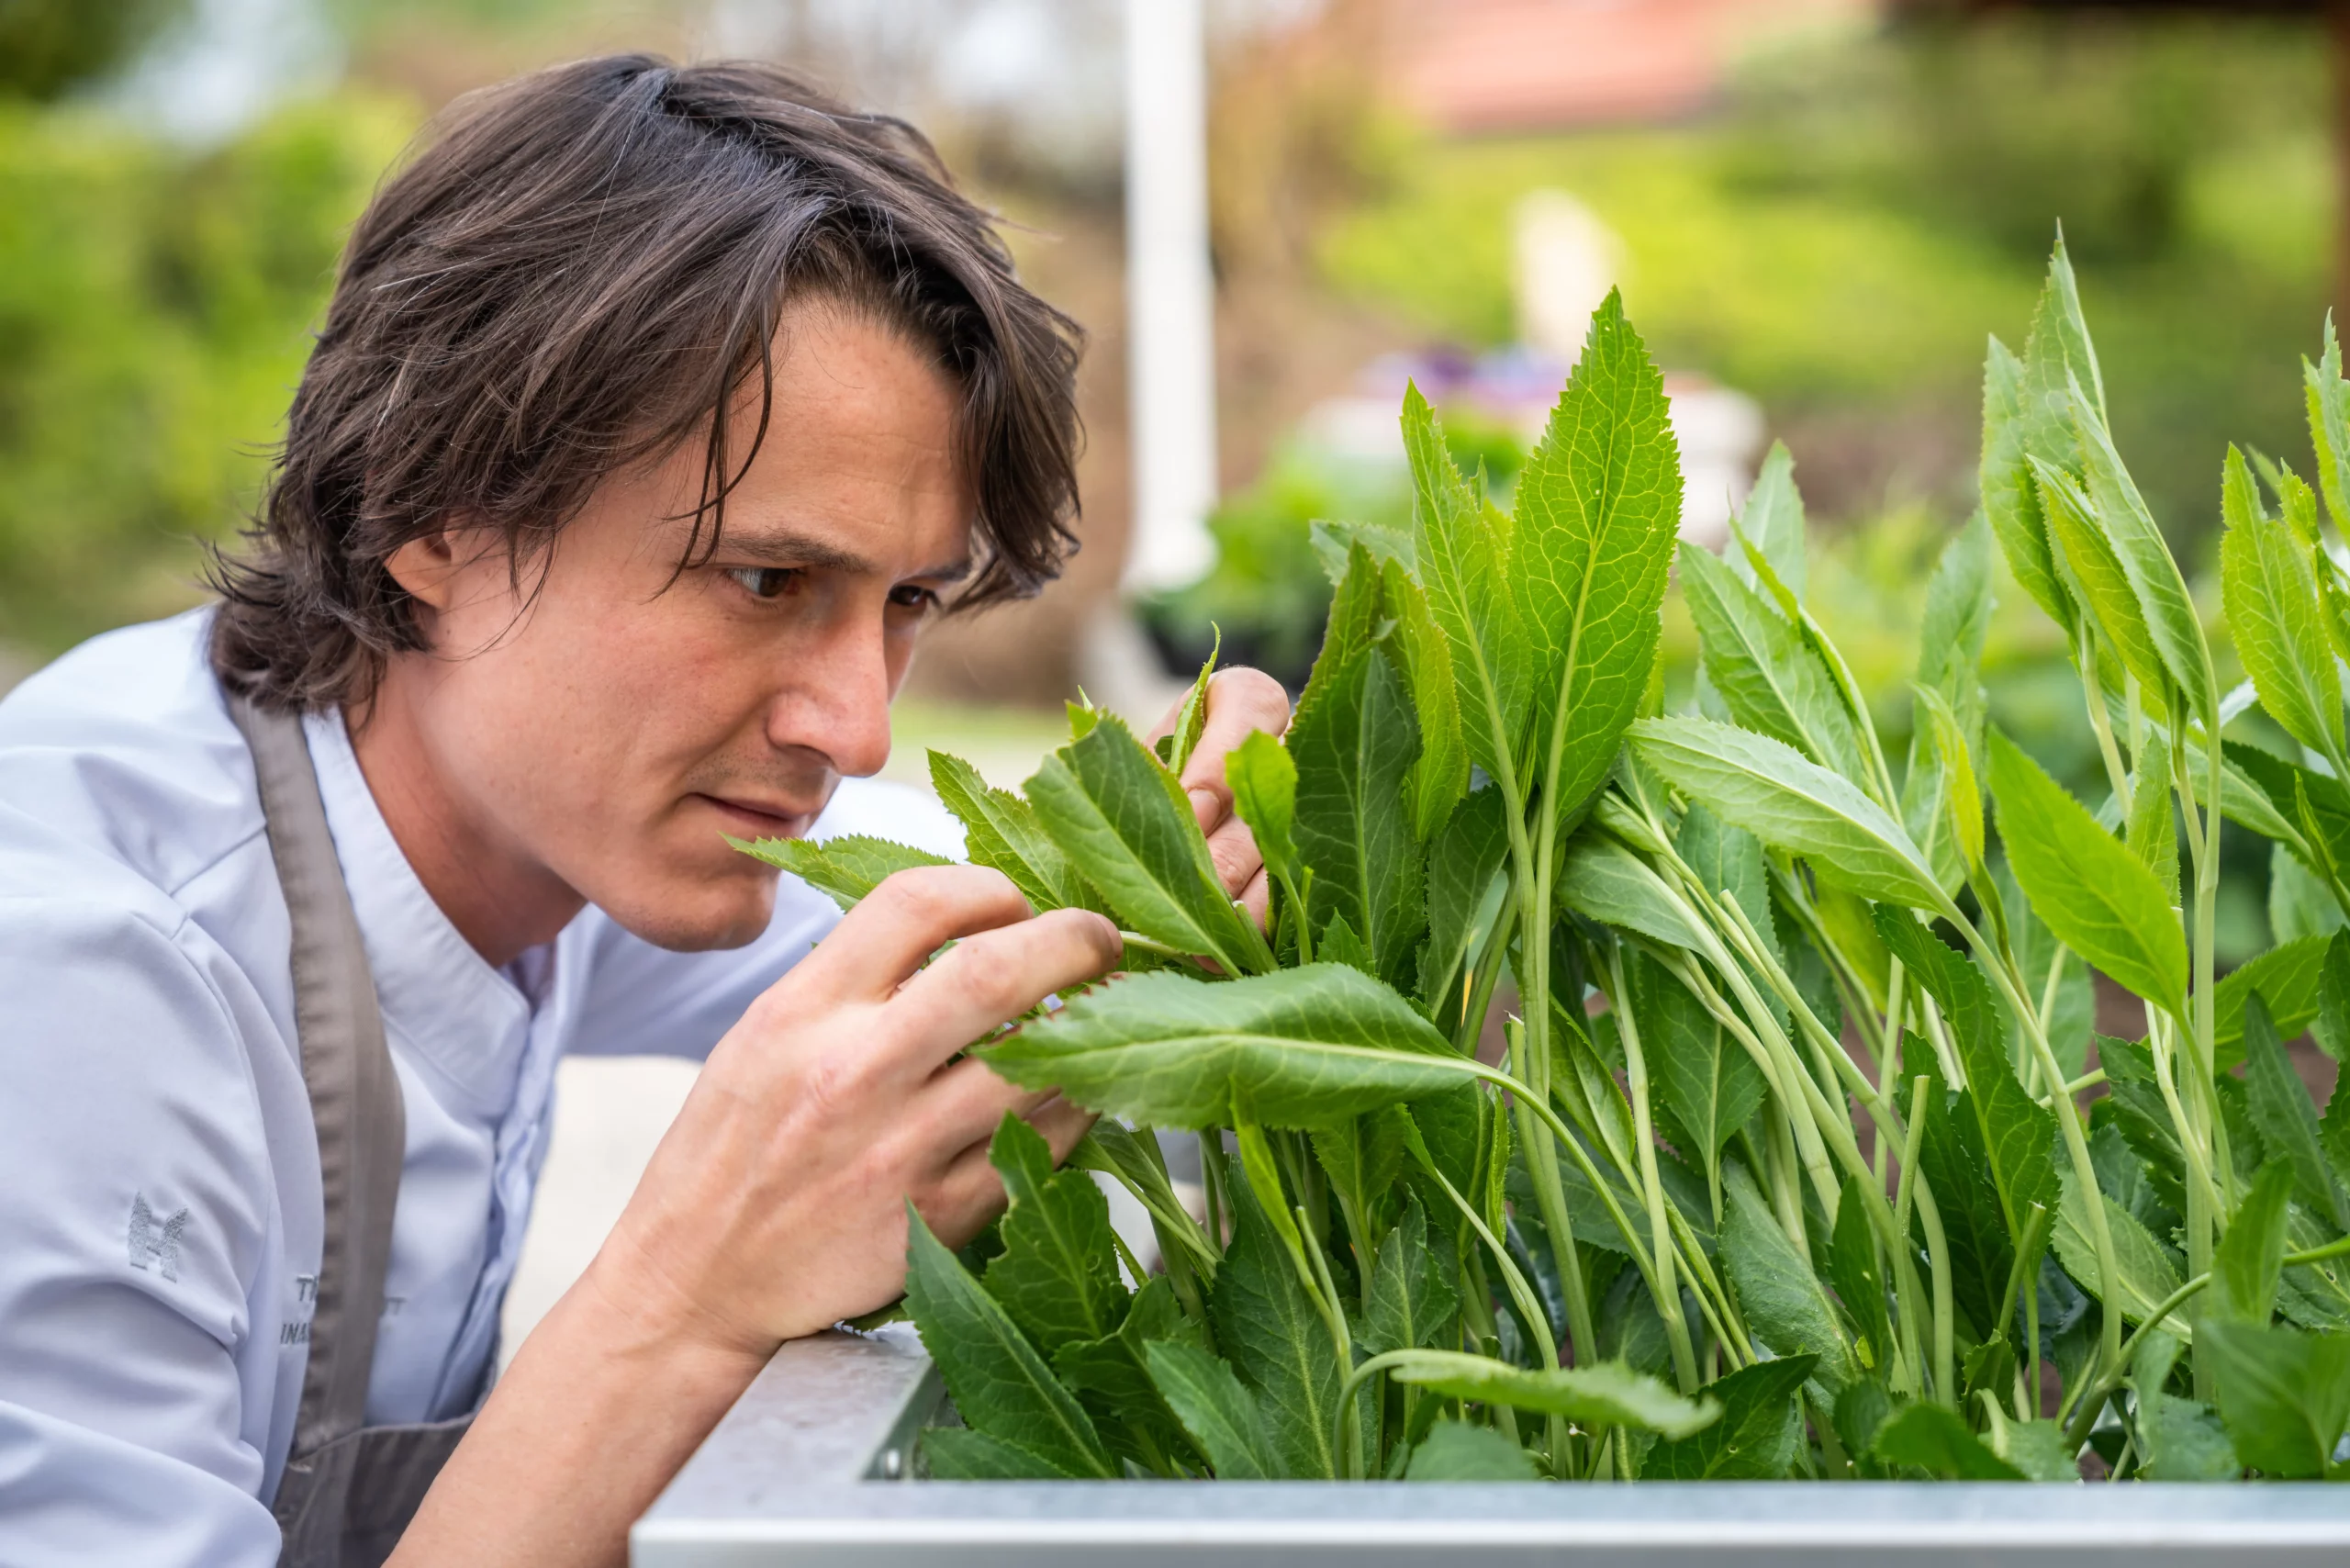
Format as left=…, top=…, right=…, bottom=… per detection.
left=752, top=247, right=2350, bottom=1482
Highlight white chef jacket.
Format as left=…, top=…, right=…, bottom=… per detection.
left=0, top=610, right=961, bottom=1565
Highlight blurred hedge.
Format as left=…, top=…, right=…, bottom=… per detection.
left=0, top=96, right=413, bottom=654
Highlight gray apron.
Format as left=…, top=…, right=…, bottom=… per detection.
left=229, top=695, right=478, bottom=1568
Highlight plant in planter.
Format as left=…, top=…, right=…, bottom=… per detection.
left=748, top=239, right=2350, bottom=1484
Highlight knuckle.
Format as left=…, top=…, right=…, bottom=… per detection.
left=1214, top=666, right=1292, bottom=727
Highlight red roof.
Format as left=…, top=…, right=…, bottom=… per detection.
left=1387, top=0, right=1881, bottom=133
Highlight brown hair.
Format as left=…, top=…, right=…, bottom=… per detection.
left=210, top=54, right=1083, bottom=711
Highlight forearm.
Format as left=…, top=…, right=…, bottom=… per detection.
left=389, top=1265, right=769, bottom=1568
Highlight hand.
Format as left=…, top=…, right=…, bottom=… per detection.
left=581, top=865, right=1119, bottom=1356
left=1147, top=667, right=1291, bottom=926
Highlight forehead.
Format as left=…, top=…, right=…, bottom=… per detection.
left=632, top=305, right=977, bottom=576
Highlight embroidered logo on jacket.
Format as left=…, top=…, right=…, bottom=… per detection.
left=128, top=1193, right=190, bottom=1282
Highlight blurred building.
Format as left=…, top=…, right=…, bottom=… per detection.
left=1385, top=0, right=1882, bottom=132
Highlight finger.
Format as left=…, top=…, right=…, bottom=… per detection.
left=910, top=1055, right=1049, bottom=1155
left=1178, top=668, right=1292, bottom=833
left=791, top=864, right=1032, bottom=1002
left=1237, top=866, right=1270, bottom=930
left=1184, top=667, right=1297, bottom=823
left=889, top=908, right=1122, bottom=1072
left=1025, top=1094, right=1098, bottom=1163
left=1202, top=814, right=1265, bottom=901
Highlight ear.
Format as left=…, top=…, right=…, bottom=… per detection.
left=384, top=528, right=464, bottom=617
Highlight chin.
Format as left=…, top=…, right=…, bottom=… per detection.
left=595, top=868, right=780, bottom=953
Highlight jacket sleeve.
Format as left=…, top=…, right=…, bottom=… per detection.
left=562, top=778, right=968, bottom=1061
left=0, top=896, right=285, bottom=1567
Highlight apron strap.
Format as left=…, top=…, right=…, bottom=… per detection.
left=228, top=695, right=405, bottom=1467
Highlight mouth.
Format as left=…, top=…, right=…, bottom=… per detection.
left=696, top=793, right=822, bottom=841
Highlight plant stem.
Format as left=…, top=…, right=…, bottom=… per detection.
left=1946, top=903, right=2128, bottom=1379
left=1607, top=943, right=1701, bottom=1394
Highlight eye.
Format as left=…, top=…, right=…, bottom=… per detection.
left=726, top=566, right=801, bottom=601
left=889, top=583, right=942, bottom=612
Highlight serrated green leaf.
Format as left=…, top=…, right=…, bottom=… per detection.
left=2320, top=929, right=2350, bottom=1066
left=1872, top=910, right=2059, bottom=1257
left=1681, top=545, right=1865, bottom=787
left=984, top=965, right=1472, bottom=1135
left=2270, top=843, right=2345, bottom=946
left=1641, top=1355, right=1817, bottom=1479
left=1914, top=683, right=1984, bottom=877
left=2121, top=777, right=2177, bottom=925
left=1362, top=1195, right=1460, bottom=1357
left=1026, top=713, right=1270, bottom=976
left=1292, top=645, right=1426, bottom=988
left=929, top=751, right=1095, bottom=914
left=980, top=1114, right=1129, bottom=1360
left=1829, top=1173, right=1897, bottom=1377
left=2136, top=1391, right=2240, bottom=1481
left=1721, top=1163, right=1858, bottom=1397
left=2203, top=1321, right=2350, bottom=1478
left=2214, top=933, right=2330, bottom=1070
left=2021, top=235, right=2109, bottom=450
left=1405, top=384, right=1529, bottom=782
left=1555, top=831, right=1707, bottom=951
left=2000, top=860, right=2094, bottom=1083
left=904, top=1205, right=1116, bottom=1478
left=2032, top=456, right=2172, bottom=711
left=1986, top=729, right=2187, bottom=1016
left=921, top=1427, right=1079, bottom=1479
left=2069, top=375, right=2212, bottom=718
left=1053, top=1273, right=1204, bottom=1462
left=1631, top=716, right=1946, bottom=910
left=1211, top=1169, right=1343, bottom=1478
left=1730, top=441, right=1807, bottom=599
left=2242, top=993, right=2348, bottom=1229
left=2222, top=445, right=2343, bottom=760
left=733, top=833, right=950, bottom=911
left=1225, top=729, right=1302, bottom=895
left=2053, top=1165, right=2185, bottom=1337
left=1870, top=1402, right=2024, bottom=1479
left=1404, top=1420, right=1540, bottom=1481
left=1511, top=290, right=1681, bottom=833
left=1983, top=336, right=2075, bottom=633
left=1418, top=786, right=1509, bottom=1013
left=1381, top=558, right=1471, bottom=841
left=1142, top=1339, right=1277, bottom=1479
left=2211, top=1161, right=2295, bottom=1327
left=1387, top=1351, right=1718, bottom=1439
left=2304, top=315, right=2350, bottom=539
left=1639, top=953, right=1769, bottom=1188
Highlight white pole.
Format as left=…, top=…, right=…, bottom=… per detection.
left=1121, top=0, right=1218, bottom=595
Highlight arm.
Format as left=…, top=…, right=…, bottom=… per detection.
left=390, top=868, right=1116, bottom=1567
left=0, top=900, right=287, bottom=1568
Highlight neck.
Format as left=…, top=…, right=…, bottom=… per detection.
left=346, top=668, right=585, bottom=969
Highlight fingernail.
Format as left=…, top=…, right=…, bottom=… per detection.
left=1187, top=787, right=1221, bottom=825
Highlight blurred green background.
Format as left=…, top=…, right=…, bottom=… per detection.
left=0, top=0, right=2337, bottom=955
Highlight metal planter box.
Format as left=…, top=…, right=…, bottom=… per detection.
left=633, top=1327, right=2350, bottom=1567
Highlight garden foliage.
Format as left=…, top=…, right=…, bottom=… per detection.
left=752, top=243, right=2350, bottom=1482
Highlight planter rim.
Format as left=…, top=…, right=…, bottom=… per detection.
left=632, top=1327, right=2350, bottom=1565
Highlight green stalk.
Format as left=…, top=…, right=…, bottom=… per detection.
left=1945, top=905, right=2126, bottom=1376
left=1903, top=1077, right=1958, bottom=1407
left=2171, top=706, right=2227, bottom=1403
left=1296, top=1204, right=1364, bottom=1479
left=1606, top=943, right=1702, bottom=1394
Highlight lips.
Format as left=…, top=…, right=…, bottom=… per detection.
left=698, top=793, right=820, bottom=839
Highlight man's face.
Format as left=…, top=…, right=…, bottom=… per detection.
left=381, top=304, right=973, bottom=951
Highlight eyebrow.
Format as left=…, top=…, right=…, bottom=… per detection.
left=713, top=523, right=973, bottom=584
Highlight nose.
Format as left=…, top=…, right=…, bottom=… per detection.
left=769, top=611, right=895, bottom=779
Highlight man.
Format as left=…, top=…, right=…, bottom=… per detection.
left=0, top=56, right=1286, bottom=1567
